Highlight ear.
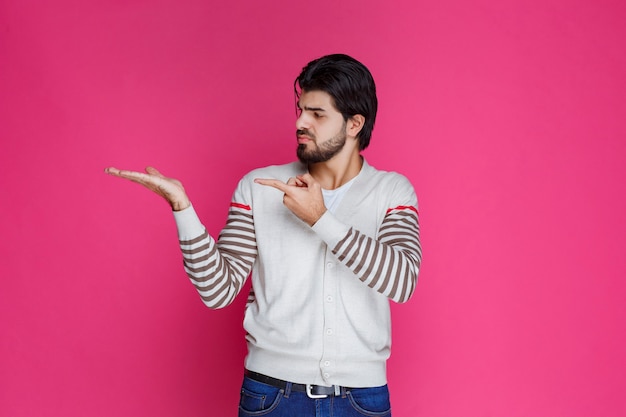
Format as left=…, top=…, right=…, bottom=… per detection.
left=346, top=114, right=365, bottom=139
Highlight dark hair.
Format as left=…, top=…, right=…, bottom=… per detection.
left=295, top=54, right=378, bottom=150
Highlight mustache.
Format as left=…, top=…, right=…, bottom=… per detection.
left=296, top=129, right=315, bottom=140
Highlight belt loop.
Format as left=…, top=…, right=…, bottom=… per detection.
left=341, top=386, right=348, bottom=398
left=284, top=381, right=292, bottom=398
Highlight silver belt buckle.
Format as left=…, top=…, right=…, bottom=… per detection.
left=306, top=384, right=328, bottom=399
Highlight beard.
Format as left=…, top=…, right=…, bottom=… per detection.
left=296, top=125, right=347, bottom=164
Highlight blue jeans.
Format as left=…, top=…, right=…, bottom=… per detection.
left=238, top=375, right=392, bottom=417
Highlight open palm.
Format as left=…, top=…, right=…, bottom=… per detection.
left=104, top=166, right=191, bottom=211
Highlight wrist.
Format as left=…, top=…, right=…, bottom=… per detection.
left=308, top=208, right=327, bottom=227
left=171, top=198, right=191, bottom=212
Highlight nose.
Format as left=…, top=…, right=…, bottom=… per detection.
left=296, top=112, right=310, bottom=131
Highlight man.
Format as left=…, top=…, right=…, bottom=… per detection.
left=105, top=54, right=421, bottom=416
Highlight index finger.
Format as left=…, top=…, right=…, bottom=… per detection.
left=104, top=167, right=154, bottom=184
left=254, top=178, right=289, bottom=193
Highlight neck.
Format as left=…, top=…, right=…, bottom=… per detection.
left=308, top=148, right=363, bottom=190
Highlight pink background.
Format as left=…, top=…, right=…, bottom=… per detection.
left=1, top=0, right=625, bottom=416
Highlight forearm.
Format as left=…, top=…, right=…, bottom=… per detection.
left=175, top=204, right=257, bottom=309
left=313, top=207, right=421, bottom=303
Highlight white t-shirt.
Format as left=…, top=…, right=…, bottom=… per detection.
left=322, top=176, right=357, bottom=214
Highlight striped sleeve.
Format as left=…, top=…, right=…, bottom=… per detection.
left=333, top=205, right=421, bottom=303
left=179, top=202, right=257, bottom=309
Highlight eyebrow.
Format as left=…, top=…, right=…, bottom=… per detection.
left=297, top=103, right=326, bottom=112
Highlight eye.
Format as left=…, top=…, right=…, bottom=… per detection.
left=314, top=112, right=322, bottom=119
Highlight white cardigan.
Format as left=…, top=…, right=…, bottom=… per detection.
left=173, top=159, right=421, bottom=387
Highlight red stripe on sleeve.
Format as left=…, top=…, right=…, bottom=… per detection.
left=230, top=202, right=252, bottom=210
left=386, top=205, right=418, bottom=215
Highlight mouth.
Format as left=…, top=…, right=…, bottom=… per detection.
left=296, top=130, right=314, bottom=144
left=297, top=136, right=312, bottom=144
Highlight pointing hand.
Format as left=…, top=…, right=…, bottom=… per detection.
left=254, top=174, right=326, bottom=226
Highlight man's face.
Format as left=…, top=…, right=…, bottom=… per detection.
left=295, top=90, right=347, bottom=164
